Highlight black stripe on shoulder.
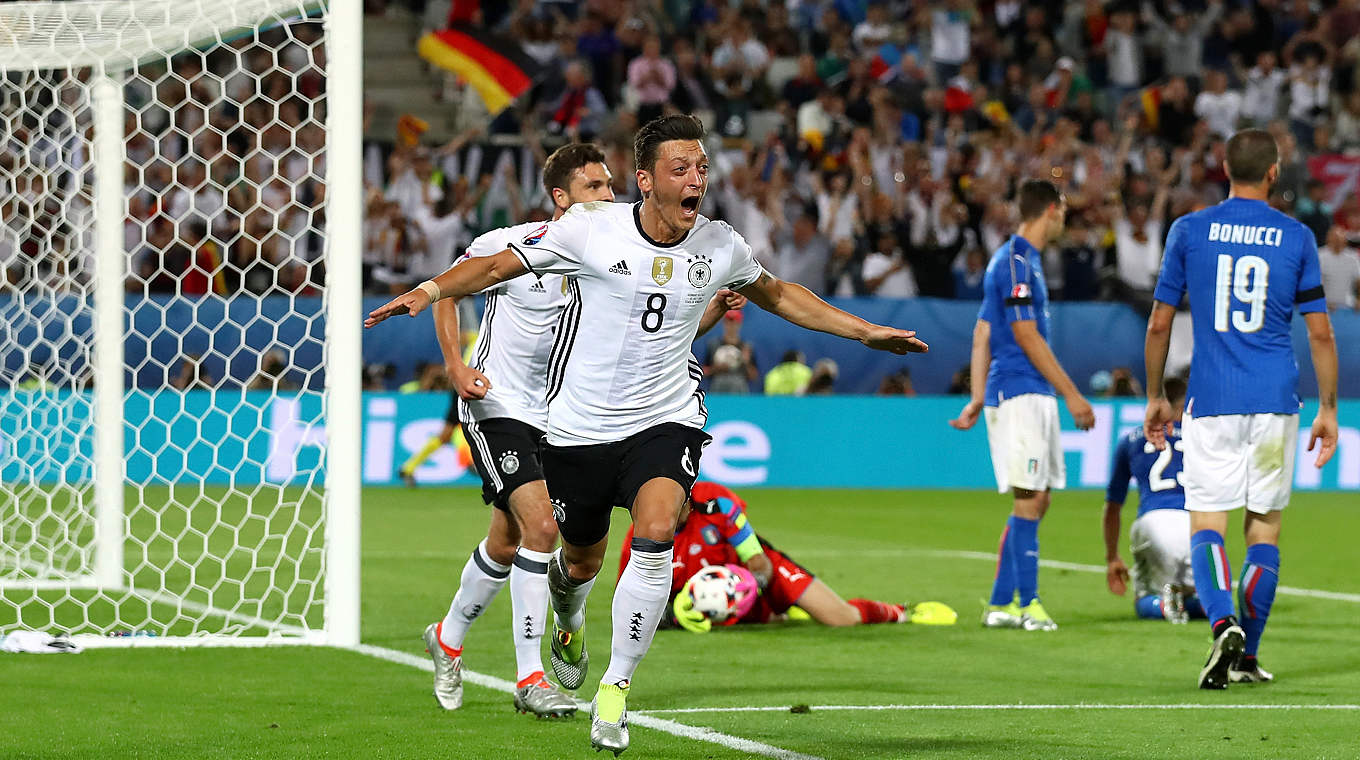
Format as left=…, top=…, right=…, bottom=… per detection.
left=1296, top=285, right=1325, bottom=303
left=507, top=242, right=540, bottom=276
left=1004, top=296, right=1034, bottom=307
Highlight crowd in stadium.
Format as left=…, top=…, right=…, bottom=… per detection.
left=360, top=0, right=1360, bottom=313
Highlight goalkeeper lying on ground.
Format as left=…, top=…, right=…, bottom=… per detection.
left=618, top=481, right=956, bottom=632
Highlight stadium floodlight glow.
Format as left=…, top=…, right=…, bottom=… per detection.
left=0, top=0, right=361, bottom=648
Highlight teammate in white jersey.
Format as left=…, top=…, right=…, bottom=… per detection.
left=419, top=144, right=614, bottom=718
left=367, top=115, right=927, bottom=755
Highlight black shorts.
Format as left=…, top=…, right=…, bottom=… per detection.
left=444, top=393, right=461, bottom=427
left=462, top=417, right=547, bottom=512
left=543, top=422, right=712, bottom=547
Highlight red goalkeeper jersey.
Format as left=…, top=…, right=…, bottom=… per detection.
left=618, top=481, right=754, bottom=595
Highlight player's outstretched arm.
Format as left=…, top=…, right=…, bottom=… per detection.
left=364, top=249, right=528, bottom=327
left=1143, top=302, right=1176, bottom=449
left=950, top=319, right=991, bottom=430
left=738, top=271, right=928, bottom=354
left=1010, top=320, right=1095, bottom=429
left=431, top=297, right=491, bottom=400
left=1304, top=310, right=1339, bottom=468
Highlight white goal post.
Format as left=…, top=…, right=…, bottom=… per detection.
left=0, top=0, right=361, bottom=647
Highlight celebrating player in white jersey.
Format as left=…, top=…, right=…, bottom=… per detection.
left=418, top=144, right=615, bottom=718
left=367, top=114, right=927, bottom=755
left=1145, top=128, right=1338, bottom=689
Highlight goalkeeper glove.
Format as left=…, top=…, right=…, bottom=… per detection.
left=672, top=587, right=712, bottom=634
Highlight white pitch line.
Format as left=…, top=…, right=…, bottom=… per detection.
left=795, top=548, right=1360, bottom=604
left=639, top=703, right=1360, bottom=715
left=349, top=643, right=823, bottom=760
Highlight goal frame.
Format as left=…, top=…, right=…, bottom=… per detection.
left=0, top=0, right=363, bottom=648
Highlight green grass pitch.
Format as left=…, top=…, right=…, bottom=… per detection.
left=3, top=487, right=1358, bottom=759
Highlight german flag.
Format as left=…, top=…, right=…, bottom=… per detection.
left=1140, top=85, right=1162, bottom=132
left=417, top=26, right=541, bottom=115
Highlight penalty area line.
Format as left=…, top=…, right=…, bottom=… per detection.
left=348, top=643, right=824, bottom=760
left=638, top=703, right=1360, bottom=715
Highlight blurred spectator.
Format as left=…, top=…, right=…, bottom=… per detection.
left=930, top=1, right=975, bottom=84
left=1319, top=226, right=1360, bottom=311
left=947, top=365, right=971, bottom=395
left=627, top=36, right=676, bottom=125
left=363, top=362, right=394, bottom=391
left=173, top=353, right=214, bottom=391
left=1058, top=213, right=1103, bottom=301
left=763, top=349, right=811, bottom=395
left=878, top=368, right=917, bottom=396
left=1241, top=51, right=1287, bottom=126
left=1286, top=34, right=1333, bottom=148
left=769, top=204, right=832, bottom=296
left=1193, top=69, right=1241, bottom=139
left=1144, top=1, right=1223, bottom=82
left=547, top=61, right=608, bottom=140
left=861, top=232, right=918, bottom=297
left=1296, top=179, right=1334, bottom=244
left=951, top=246, right=986, bottom=300
left=805, top=358, right=838, bottom=395
left=398, top=362, right=449, bottom=393
left=247, top=349, right=300, bottom=391
left=704, top=310, right=759, bottom=394
left=1107, top=366, right=1143, bottom=397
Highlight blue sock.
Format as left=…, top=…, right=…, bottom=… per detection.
left=1185, top=595, right=1205, bottom=619
left=1135, top=595, right=1163, bottom=619
left=1238, top=544, right=1280, bottom=657
left=1011, top=516, right=1040, bottom=606
left=1190, top=530, right=1236, bottom=628
left=988, top=518, right=1019, bottom=606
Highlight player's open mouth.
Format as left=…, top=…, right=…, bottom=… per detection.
left=680, top=196, right=700, bottom=216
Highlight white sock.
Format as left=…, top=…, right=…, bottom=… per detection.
left=601, top=538, right=673, bottom=685
left=439, top=539, right=510, bottom=651
left=548, top=548, right=596, bottom=633
left=510, top=546, right=553, bottom=682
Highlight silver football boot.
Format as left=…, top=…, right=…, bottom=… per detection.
left=422, top=623, right=463, bottom=710
left=1160, top=584, right=1189, bottom=624
left=514, top=674, right=579, bottom=718
left=981, top=600, right=1024, bottom=628
left=590, top=681, right=630, bottom=756
left=1229, top=656, right=1274, bottom=684
left=549, top=622, right=590, bottom=690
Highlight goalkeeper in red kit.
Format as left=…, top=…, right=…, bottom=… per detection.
left=619, top=481, right=956, bottom=632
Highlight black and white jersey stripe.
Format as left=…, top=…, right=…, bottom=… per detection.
left=546, top=278, right=582, bottom=404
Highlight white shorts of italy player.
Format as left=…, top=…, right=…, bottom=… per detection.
left=983, top=393, right=1066, bottom=494
left=1180, top=412, right=1299, bottom=513
left=1130, top=509, right=1191, bottom=598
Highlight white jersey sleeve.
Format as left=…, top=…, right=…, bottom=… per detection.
left=508, top=202, right=598, bottom=276
left=722, top=227, right=766, bottom=290
left=459, top=226, right=518, bottom=294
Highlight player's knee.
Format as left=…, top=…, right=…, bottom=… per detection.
left=633, top=514, right=678, bottom=542
left=825, top=606, right=861, bottom=627
left=483, top=536, right=517, bottom=567
left=517, top=513, right=559, bottom=552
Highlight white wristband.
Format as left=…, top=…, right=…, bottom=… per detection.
left=416, top=280, right=441, bottom=303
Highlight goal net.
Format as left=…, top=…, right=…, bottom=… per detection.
left=0, top=0, right=362, bottom=647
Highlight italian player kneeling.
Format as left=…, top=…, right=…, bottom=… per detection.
left=1102, top=377, right=1207, bottom=624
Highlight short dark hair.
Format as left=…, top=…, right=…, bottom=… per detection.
left=1017, top=179, right=1062, bottom=221
left=1225, top=128, right=1279, bottom=184
left=542, top=142, right=608, bottom=197
left=1165, top=376, right=1188, bottom=405
left=634, top=114, right=706, bottom=174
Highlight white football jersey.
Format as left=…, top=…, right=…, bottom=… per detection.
left=509, top=200, right=765, bottom=446
left=456, top=221, right=568, bottom=430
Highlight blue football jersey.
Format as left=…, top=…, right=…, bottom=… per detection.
left=979, top=235, right=1055, bottom=407
left=1152, top=197, right=1327, bottom=416
left=1106, top=428, right=1186, bottom=517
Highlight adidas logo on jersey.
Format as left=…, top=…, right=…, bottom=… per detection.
left=528, top=280, right=546, bottom=293
left=608, top=260, right=632, bottom=275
